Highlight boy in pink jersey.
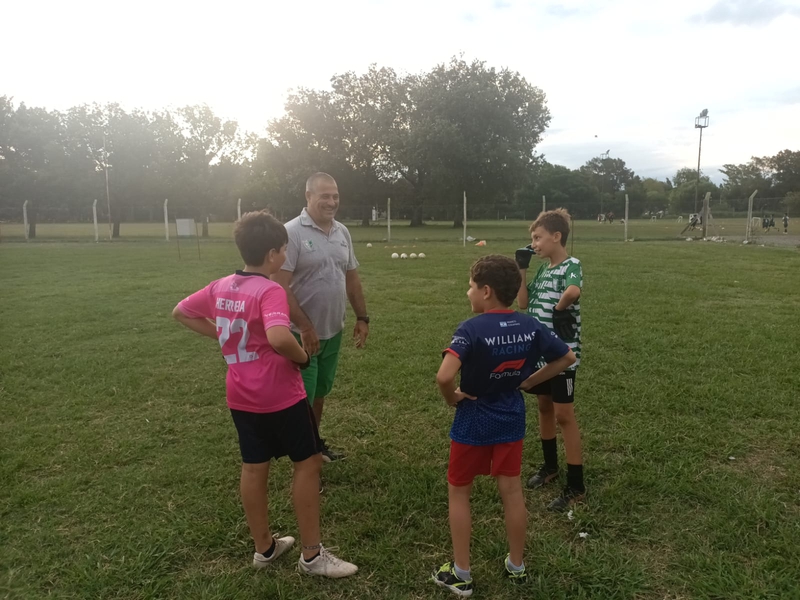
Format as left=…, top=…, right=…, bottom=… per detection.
left=172, top=211, right=357, bottom=579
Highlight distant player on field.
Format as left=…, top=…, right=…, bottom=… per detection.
left=171, top=211, right=357, bottom=579
left=432, top=255, right=575, bottom=596
left=783, top=213, right=790, bottom=234
left=515, top=208, right=587, bottom=512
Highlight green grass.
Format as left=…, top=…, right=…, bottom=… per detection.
left=0, top=217, right=763, bottom=244
left=1, top=237, right=799, bottom=599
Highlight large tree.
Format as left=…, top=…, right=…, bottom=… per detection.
left=266, top=57, right=550, bottom=226
left=172, top=105, right=239, bottom=235
left=519, top=162, right=596, bottom=219
left=668, top=168, right=718, bottom=214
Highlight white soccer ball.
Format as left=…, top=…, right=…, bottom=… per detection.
left=400, top=253, right=408, bottom=259
left=391, top=252, right=399, bottom=259
left=418, top=253, right=426, bottom=259
left=409, top=253, right=417, bottom=259
left=366, top=243, right=373, bottom=248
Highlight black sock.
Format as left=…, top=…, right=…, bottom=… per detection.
left=567, top=463, right=585, bottom=492
left=541, top=437, right=558, bottom=472
left=304, top=550, right=321, bottom=562
left=260, top=538, right=276, bottom=558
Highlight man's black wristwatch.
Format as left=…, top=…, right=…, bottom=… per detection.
left=356, top=315, right=370, bottom=324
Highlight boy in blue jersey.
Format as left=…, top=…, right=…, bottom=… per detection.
left=432, top=255, right=576, bottom=597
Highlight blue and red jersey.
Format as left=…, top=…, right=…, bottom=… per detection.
left=445, top=310, right=569, bottom=445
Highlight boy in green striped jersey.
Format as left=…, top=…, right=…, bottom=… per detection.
left=515, top=208, right=586, bottom=512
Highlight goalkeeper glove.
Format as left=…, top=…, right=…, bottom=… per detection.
left=514, top=245, right=536, bottom=269
left=552, top=309, right=577, bottom=342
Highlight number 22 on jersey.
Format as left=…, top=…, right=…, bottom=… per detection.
left=216, top=317, right=259, bottom=365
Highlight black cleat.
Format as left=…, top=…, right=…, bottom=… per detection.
left=548, top=485, right=586, bottom=512
left=526, top=464, right=559, bottom=489
left=320, top=439, right=345, bottom=463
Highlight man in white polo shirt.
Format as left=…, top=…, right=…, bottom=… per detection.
left=272, top=173, right=369, bottom=461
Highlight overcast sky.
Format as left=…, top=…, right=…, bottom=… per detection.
left=4, top=0, right=799, bottom=182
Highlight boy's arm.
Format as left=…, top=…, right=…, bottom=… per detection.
left=519, top=350, right=576, bottom=392
left=555, top=285, right=581, bottom=310
left=172, top=305, right=217, bottom=339
left=517, top=269, right=529, bottom=310
left=271, top=269, right=319, bottom=356
left=436, top=352, right=477, bottom=407
left=266, top=324, right=310, bottom=366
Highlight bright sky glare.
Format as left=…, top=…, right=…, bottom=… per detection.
left=4, top=0, right=800, bottom=182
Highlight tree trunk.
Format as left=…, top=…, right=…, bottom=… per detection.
left=453, top=216, right=463, bottom=228
left=361, top=205, right=370, bottom=227
left=202, top=216, right=209, bottom=237
left=112, top=221, right=120, bottom=238
left=28, top=208, right=37, bottom=239
left=409, top=205, right=424, bottom=227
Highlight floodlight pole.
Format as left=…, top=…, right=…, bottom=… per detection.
left=694, top=112, right=709, bottom=213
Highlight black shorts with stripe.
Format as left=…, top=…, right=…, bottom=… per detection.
left=230, top=399, right=322, bottom=464
left=526, top=371, right=576, bottom=404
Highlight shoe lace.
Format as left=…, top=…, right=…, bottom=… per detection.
left=320, top=546, right=342, bottom=566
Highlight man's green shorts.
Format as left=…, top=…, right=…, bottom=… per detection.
left=293, top=331, right=342, bottom=405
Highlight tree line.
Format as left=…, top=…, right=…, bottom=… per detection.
left=2, top=57, right=798, bottom=237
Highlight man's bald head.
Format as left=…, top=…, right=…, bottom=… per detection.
left=305, top=172, right=340, bottom=227
left=306, top=172, right=337, bottom=194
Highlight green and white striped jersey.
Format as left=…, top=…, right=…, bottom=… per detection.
left=526, top=256, right=582, bottom=370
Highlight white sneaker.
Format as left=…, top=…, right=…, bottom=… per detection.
left=252, top=535, right=295, bottom=568
left=297, top=545, right=358, bottom=578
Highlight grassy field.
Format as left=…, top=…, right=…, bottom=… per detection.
left=1, top=234, right=799, bottom=599
left=2, top=217, right=795, bottom=246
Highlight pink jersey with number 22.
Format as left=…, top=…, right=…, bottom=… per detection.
left=177, top=271, right=306, bottom=413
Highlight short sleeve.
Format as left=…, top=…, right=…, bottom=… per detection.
left=444, top=322, right=472, bottom=362
left=564, top=261, right=582, bottom=289
left=260, top=285, right=292, bottom=330
left=177, top=285, right=213, bottom=319
left=344, top=227, right=359, bottom=271
left=536, top=324, right=571, bottom=364
left=281, top=227, right=301, bottom=273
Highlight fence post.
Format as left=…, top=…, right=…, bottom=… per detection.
left=23, top=200, right=29, bottom=241
left=93, top=199, right=99, bottom=242
left=745, top=190, right=758, bottom=242
left=701, top=192, right=711, bottom=238
left=164, top=199, right=170, bottom=241
left=237, top=198, right=242, bottom=221
left=463, top=191, right=467, bottom=247
left=624, top=194, right=629, bottom=241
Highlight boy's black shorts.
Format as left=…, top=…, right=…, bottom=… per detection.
left=230, top=399, right=322, bottom=464
left=526, top=371, right=576, bottom=404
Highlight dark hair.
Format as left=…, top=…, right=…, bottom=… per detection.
left=470, top=255, right=521, bottom=307
left=233, top=211, right=288, bottom=266
left=530, top=208, right=571, bottom=246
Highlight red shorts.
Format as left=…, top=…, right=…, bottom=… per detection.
left=447, top=439, right=523, bottom=487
